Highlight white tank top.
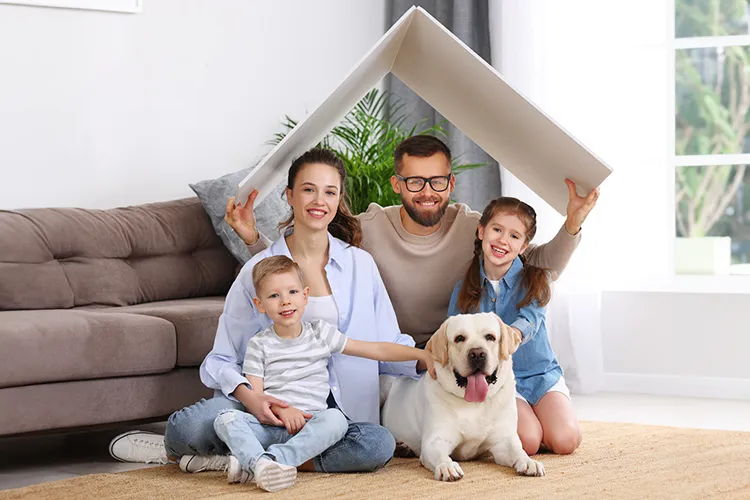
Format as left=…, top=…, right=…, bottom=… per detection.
left=302, top=295, right=340, bottom=329
left=488, top=279, right=502, bottom=298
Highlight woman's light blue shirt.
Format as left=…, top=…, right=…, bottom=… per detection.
left=199, top=232, right=417, bottom=424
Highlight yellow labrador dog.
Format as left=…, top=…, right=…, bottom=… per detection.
left=380, top=312, right=544, bottom=481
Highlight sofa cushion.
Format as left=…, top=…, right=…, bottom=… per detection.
left=0, top=310, right=176, bottom=389
left=0, top=198, right=237, bottom=310
left=189, top=166, right=289, bottom=264
left=98, top=297, right=225, bottom=367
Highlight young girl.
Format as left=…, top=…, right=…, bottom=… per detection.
left=447, top=197, right=581, bottom=456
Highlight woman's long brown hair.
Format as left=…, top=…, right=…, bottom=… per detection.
left=278, top=148, right=363, bottom=248
left=456, top=197, right=551, bottom=313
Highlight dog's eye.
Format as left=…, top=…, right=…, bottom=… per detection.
left=454, top=335, right=466, bottom=343
left=485, top=334, right=496, bottom=342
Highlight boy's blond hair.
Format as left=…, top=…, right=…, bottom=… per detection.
left=252, top=255, right=305, bottom=294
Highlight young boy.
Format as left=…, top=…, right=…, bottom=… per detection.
left=213, top=255, right=433, bottom=492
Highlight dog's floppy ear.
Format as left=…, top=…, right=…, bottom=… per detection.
left=495, top=314, right=521, bottom=360
left=425, top=318, right=450, bottom=366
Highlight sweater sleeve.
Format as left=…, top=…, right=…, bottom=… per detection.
left=523, top=224, right=581, bottom=281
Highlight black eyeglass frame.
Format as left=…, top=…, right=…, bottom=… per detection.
left=395, top=174, right=453, bottom=193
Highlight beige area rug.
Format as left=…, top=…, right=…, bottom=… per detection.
left=2, top=421, right=749, bottom=500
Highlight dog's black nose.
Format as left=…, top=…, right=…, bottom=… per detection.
left=468, top=348, right=487, bottom=369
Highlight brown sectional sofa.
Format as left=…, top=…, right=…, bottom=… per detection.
left=0, top=198, right=237, bottom=436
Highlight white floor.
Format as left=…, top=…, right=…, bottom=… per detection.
left=1, top=393, right=749, bottom=491
left=573, top=392, right=750, bottom=432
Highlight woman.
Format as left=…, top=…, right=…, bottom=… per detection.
left=110, top=149, right=422, bottom=473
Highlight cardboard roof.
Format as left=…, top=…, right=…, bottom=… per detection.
left=237, top=6, right=612, bottom=215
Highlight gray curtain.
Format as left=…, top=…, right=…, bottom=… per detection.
left=385, top=0, right=501, bottom=211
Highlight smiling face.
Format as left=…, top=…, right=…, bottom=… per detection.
left=253, top=270, right=309, bottom=329
left=286, top=162, right=342, bottom=232
left=390, top=152, right=454, bottom=228
left=425, top=313, right=520, bottom=403
left=478, top=211, right=530, bottom=275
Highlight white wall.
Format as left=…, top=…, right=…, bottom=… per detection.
left=0, top=0, right=385, bottom=210
left=491, top=1, right=750, bottom=399
left=602, top=291, right=750, bottom=400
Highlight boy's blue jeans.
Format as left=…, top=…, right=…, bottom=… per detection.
left=213, top=408, right=347, bottom=470
left=164, top=395, right=396, bottom=472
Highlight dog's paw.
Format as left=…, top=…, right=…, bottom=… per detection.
left=514, top=457, right=545, bottom=477
left=435, top=461, right=464, bottom=481
left=394, top=441, right=417, bottom=458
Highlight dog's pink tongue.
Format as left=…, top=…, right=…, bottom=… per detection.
left=464, top=373, right=489, bottom=403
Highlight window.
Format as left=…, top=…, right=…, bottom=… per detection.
left=675, top=0, right=750, bottom=275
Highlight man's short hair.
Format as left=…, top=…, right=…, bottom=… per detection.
left=252, top=255, right=305, bottom=294
left=394, top=135, right=452, bottom=174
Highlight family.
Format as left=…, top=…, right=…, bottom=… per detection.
left=109, top=135, right=600, bottom=491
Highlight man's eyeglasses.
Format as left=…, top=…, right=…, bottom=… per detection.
left=395, top=175, right=452, bottom=193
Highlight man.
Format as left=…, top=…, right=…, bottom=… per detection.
left=109, top=135, right=598, bottom=464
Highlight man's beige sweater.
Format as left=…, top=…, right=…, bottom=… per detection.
left=248, top=203, right=580, bottom=346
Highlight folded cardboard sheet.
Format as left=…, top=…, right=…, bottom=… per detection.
left=238, top=6, right=612, bottom=215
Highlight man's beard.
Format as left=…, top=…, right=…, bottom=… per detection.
left=402, top=197, right=450, bottom=228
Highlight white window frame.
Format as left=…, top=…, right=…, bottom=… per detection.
left=0, top=0, right=141, bottom=13
left=673, top=25, right=750, bottom=284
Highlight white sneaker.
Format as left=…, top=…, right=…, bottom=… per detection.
left=179, top=454, right=230, bottom=473
left=227, top=455, right=253, bottom=484
left=109, top=431, right=168, bottom=464
left=254, top=458, right=297, bottom=492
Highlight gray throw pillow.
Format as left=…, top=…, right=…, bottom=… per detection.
left=190, top=167, right=290, bottom=264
